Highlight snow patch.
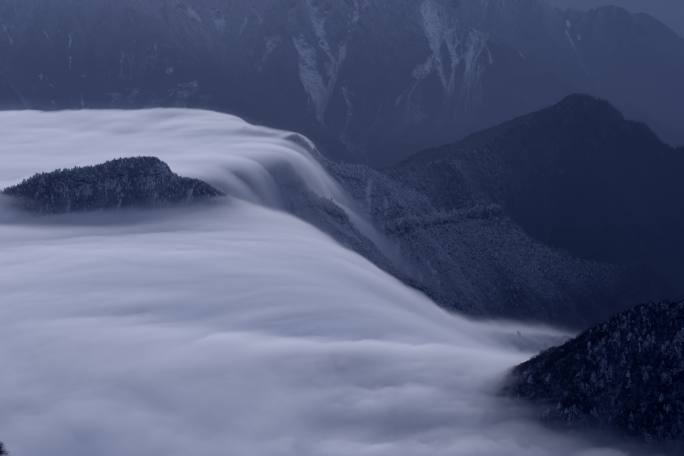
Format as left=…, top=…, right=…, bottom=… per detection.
left=186, top=6, right=202, bottom=23
left=2, top=24, right=13, bottom=45
left=263, top=35, right=282, bottom=63
left=292, top=0, right=362, bottom=124
left=412, top=0, right=490, bottom=106
left=565, top=29, right=578, bottom=53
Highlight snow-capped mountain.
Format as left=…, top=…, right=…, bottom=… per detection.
left=1, top=0, right=683, bottom=164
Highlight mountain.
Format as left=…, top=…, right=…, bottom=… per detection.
left=506, top=300, right=684, bottom=451
left=308, top=95, right=681, bottom=327
left=3, top=157, right=223, bottom=213
left=391, top=94, right=684, bottom=269
left=0, top=0, right=683, bottom=164
left=384, top=93, right=684, bottom=320
left=548, top=0, right=684, bottom=38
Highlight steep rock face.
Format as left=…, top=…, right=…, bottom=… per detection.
left=3, top=157, right=223, bottom=213
left=0, top=0, right=683, bottom=164
left=506, top=301, right=684, bottom=448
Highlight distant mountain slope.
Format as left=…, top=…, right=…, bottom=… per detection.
left=0, top=0, right=682, bottom=164
left=391, top=94, right=684, bottom=272
left=506, top=300, right=684, bottom=451
left=549, top=0, right=684, bottom=37
left=312, top=96, right=681, bottom=327
left=331, top=161, right=659, bottom=326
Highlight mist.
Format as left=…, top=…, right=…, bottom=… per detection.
left=0, top=110, right=652, bottom=455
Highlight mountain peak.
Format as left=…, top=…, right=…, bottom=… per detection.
left=393, top=95, right=684, bottom=265
left=554, top=93, right=623, bottom=115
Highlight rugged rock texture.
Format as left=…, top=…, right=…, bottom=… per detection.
left=506, top=301, right=684, bottom=449
left=3, top=157, right=223, bottom=213
left=1, top=0, right=683, bottom=164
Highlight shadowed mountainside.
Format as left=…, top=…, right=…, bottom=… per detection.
left=506, top=300, right=684, bottom=452
left=391, top=94, right=684, bottom=267
left=313, top=95, right=683, bottom=327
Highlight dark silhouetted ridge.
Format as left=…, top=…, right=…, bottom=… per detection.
left=506, top=300, right=684, bottom=449
left=392, top=94, right=684, bottom=266
left=3, top=157, right=223, bottom=214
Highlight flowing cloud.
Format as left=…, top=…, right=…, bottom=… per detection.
left=0, top=110, right=651, bottom=455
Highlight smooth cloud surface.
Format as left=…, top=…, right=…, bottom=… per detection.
left=0, top=110, right=647, bottom=455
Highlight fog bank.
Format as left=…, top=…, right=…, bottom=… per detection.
left=0, top=110, right=648, bottom=455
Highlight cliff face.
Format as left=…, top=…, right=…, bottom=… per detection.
left=506, top=300, right=684, bottom=447
left=2, top=157, right=223, bottom=213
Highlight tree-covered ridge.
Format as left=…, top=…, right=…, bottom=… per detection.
left=3, top=157, right=223, bottom=214
left=506, top=300, right=684, bottom=446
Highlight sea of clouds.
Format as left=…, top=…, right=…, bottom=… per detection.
left=0, top=110, right=652, bottom=455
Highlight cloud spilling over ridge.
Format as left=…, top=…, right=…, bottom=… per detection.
left=0, top=110, right=649, bottom=455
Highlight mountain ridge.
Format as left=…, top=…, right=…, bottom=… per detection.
left=318, top=94, right=681, bottom=327
left=1, top=0, right=683, bottom=164
left=390, top=94, right=684, bottom=268
left=506, top=300, right=684, bottom=451
left=2, top=156, right=223, bottom=213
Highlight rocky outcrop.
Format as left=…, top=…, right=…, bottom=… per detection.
left=3, top=157, right=223, bottom=214
left=505, top=300, right=684, bottom=448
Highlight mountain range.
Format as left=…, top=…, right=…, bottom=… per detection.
left=2, top=1, right=684, bottom=452
left=1, top=0, right=683, bottom=165
left=286, top=94, right=684, bottom=327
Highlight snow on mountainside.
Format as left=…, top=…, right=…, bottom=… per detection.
left=324, top=95, right=684, bottom=327
left=0, top=0, right=683, bottom=164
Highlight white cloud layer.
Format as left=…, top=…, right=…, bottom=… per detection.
left=0, top=110, right=649, bottom=455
